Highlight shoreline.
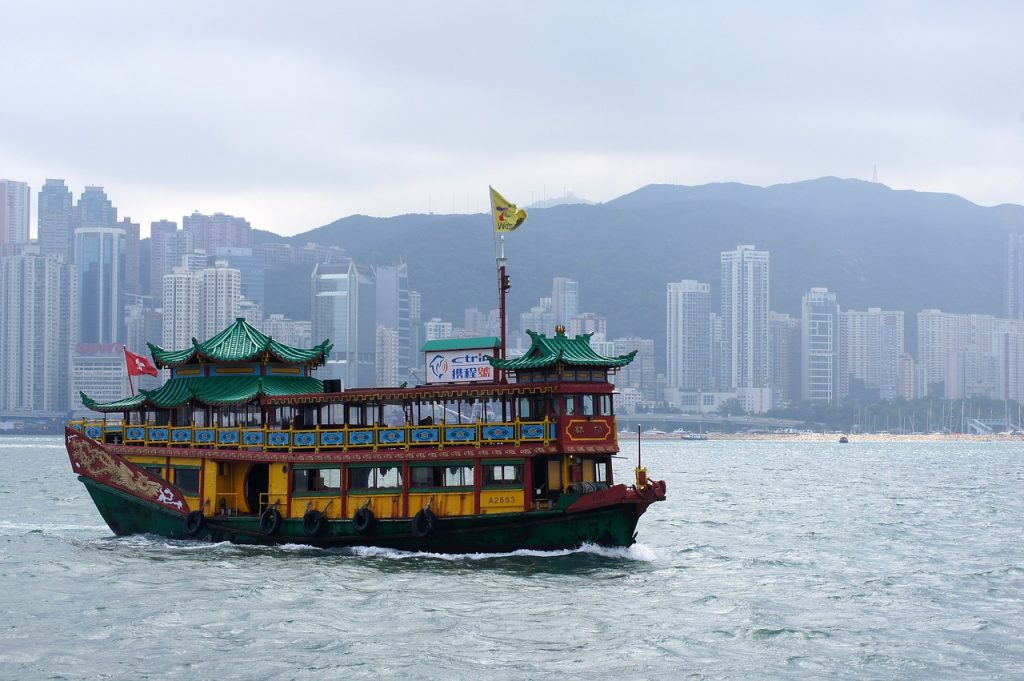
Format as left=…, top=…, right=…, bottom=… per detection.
left=636, top=432, right=1024, bottom=443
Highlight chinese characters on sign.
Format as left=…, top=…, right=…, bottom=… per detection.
left=426, top=349, right=494, bottom=384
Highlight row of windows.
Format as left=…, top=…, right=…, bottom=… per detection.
left=294, top=463, right=523, bottom=493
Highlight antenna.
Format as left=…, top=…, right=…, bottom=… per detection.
left=872, top=164, right=878, bottom=183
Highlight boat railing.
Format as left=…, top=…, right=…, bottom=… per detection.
left=67, top=418, right=557, bottom=453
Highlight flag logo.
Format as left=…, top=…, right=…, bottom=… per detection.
left=125, top=348, right=158, bottom=377
left=490, top=186, right=527, bottom=232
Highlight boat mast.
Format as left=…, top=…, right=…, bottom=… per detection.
left=496, top=235, right=509, bottom=383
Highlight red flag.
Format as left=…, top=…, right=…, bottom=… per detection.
left=124, top=348, right=158, bottom=377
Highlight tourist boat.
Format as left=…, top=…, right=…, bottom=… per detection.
left=64, top=315, right=667, bottom=553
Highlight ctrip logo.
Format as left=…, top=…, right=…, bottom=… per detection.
left=428, top=354, right=449, bottom=379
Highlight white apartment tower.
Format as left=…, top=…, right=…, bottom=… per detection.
left=162, top=267, right=199, bottom=350
left=551, top=277, right=579, bottom=324
left=840, top=308, right=905, bottom=400
left=801, top=288, right=841, bottom=403
left=721, top=245, right=771, bottom=411
left=0, top=179, right=31, bottom=248
left=666, top=280, right=712, bottom=391
left=198, top=261, right=241, bottom=340
left=0, top=249, right=77, bottom=416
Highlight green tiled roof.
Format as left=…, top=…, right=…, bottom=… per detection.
left=488, top=329, right=636, bottom=371
left=81, top=375, right=323, bottom=413
left=421, top=336, right=500, bottom=352
left=147, top=317, right=332, bottom=368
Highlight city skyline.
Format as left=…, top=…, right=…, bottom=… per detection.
left=1, top=4, right=1022, bottom=234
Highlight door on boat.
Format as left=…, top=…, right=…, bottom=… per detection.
left=244, top=463, right=269, bottom=514
left=532, top=456, right=562, bottom=505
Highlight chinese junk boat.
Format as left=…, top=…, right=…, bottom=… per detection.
left=65, top=319, right=666, bottom=553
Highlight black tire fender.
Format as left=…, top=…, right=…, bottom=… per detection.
left=352, top=507, right=375, bottom=536
left=260, top=507, right=282, bottom=536
left=183, top=510, right=205, bottom=537
left=411, top=508, right=436, bottom=539
left=302, top=509, right=326, bottom=537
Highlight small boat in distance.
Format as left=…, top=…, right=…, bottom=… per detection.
left=839, top=435, right=850, bottom=443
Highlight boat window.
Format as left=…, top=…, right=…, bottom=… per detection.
left=348, top=466, right=403, bottom=490
left=142, top=465, right=164, bottom=479
left=600, top=394, right=613, bottom=416
left=173, top=468, right=200, bottom=495
left=293, top=467, right=341, bottom=494
left=484, top=463, right=522, bottom=486
left=581, top=395, right=595, bottom=416
left=563, top=396, right=576, bottom=415
left=594, top=459, right=608, bottom=484
left=444, top=464, right=474, bottom=487
left=516, top=397, right=531, bottom=420
left=409, top=466, right=443, bottom=488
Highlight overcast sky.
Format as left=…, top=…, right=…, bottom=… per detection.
left=2, top=2, right=1022, bottom=237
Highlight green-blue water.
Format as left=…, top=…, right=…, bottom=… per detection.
left=1, top=436, right=1022, bottom=679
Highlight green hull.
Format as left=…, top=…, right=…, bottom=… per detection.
left=82, top=478, right=646, bottom=553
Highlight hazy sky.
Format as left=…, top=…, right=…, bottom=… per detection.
left=2, top=2, right=1022, bottom=236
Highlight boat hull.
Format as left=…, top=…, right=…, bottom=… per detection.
left=81, top=476, right=650, bottom=553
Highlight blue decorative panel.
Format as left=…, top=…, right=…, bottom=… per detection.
left=69, top=423, right=83, bottom=432
left=195, top=429, right=215, bottom=444
left=218, top=430, right=240, bottom=445
left=319, top=431, right=344, bottom=447
left=379, top=429, right=406, bottom=445
left=411, top=427, right=439, bottom=443
left=520, top=424, right=545, bottom=440
left=243, top=431, right=264, bottom=445
left=444, top=426, right=476, bottom=443
left=172, top=428, right=192, bottom=442
left=84, top=426, right=103, bottom=439
left=126, top=427, right=146, bottom=440
left=149, top=428, right=169, bottom=442
left=481, top=425, right=514, bottom=440
left=267, top=431, right=289, bottom=447
left=293, top=432, right=315, bottom=447
left=348, top=430, right=374, bottom=446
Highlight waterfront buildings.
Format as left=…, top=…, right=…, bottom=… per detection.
left=1008, top=233, right=1024, bottom=320
left=37, top=180, right=73, bottom=262
left=551, top=277, right=579, bottom=325
left=74, top=226, right=126, bottom=345
left=666, top=280, right=712, bottom=393
left=840, top=308, right=904, bottom=401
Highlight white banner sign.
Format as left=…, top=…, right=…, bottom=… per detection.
left=425, top=349, right=494, bottom=384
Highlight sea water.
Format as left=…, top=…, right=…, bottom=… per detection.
left=1, top=436, right=1022, bottom=679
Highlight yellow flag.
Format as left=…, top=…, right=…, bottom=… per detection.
left=490, top=186, right=528, bottom=232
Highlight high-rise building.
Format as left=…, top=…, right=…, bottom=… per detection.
left=74, top=227, right=126, bottom=344
left=1008, top=233, right=1024, bottom=320
left=409, top=290, right=422, bottom=363
left=161, top=267, right=198, bottom=350
left=376, top=325, right=401, bottom=387
left=840, top=308, right=905, bottom=401
left=148, top=219, right=179, bottom=300
left=197, top=261, right=241, bottom=341
left=425, top=318, right=453, bottom=341
left=666, top=280, right=712, bottom=391
left=119, top=217, right=141, bottom=296
left=0, top=247, right=77, bottom=417
left=721, top=245, right=771, bottom=411
left=614, top=337, right=657, bottom=401
left=215, top=247, right=265, bottom=307
left=183, top=212, right=252, bottom=254
left=0, top=179, right=31, bottom=250
left=38, top=180, right=74, bottom=262
left=312, top=260, right=375, bottom=388
left=769, top=312, right=800, bottom=408
left=73, top=186, right=117, bottom=235
left=552, top=277, right=579, bottom=324
left=375, top=263, right=411, bottom=378
left=801, top=288, right=841, bottom=403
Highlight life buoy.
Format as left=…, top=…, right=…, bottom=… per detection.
left=183, top=510, right=205, bottom=537
left=352, top=507, right=375, bottom=535
left=411, top=508, right=436, bottom=539
left=260, top=507, right=282, bottom=535
left=302, top=509, right=326, bottom=537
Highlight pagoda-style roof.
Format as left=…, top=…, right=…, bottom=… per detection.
left=488, top=329, right=636, bottom=371
left=81, top=375, right=324, bottom=413
left=147, top=317, right=332, bottom=369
